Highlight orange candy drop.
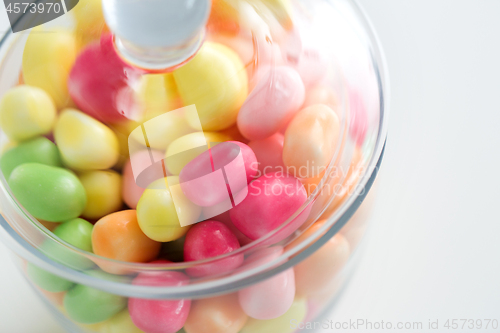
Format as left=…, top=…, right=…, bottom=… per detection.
left=92, top=210, right=161, bottom=270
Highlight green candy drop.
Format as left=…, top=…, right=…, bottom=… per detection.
left=8, top=163, right=86, bottom=222
left=0, top=137, right=62, bottom=179
left=28, top=218, right=95, bottom=292
left=64, top=271, right=128, bottom=324
left=27, top=263, right=74, bottom=293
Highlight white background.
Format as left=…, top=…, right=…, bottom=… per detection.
left=1, top=0, right=500, bottom=332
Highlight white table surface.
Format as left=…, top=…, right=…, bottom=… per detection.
left=2, top=1, right=500, bottom=332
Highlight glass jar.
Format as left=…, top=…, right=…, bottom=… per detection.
left=0, top=0, right=388, bottom=332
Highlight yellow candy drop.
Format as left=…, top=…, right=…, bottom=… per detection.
left=240, top=299, right=307, bottom=333
left=128, top=74, right=193, bottom=150
left=79, top=170, right=123, bottom=220
left=173, top=42, right=248, bottom=131
left=22, top=27, right=77, bottom=109
left=131, top=112, right=193, bottom=151
left=165, top=132, right=232, bottom=175
left=137, top=177, right=197, bottom=242
left=54, top=109, right=119, bottom=170
left=0, top=85, right=56, bottom=141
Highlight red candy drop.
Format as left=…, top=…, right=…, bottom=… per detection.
left=184, top=220, right=244, bottom=277
left=68, top=34, right=144, bottom=123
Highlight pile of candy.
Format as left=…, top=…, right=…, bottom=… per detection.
left=0, top=0, right=370, bottom=332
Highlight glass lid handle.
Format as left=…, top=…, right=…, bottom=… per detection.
left=102, top=0, right=212, bottom=70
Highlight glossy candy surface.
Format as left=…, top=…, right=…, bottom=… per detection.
left=68, top=34, right=143, bottom=123
left=8, top=163, right=86, bottom=222
left=173, top=42, right=248, bottom=131
left=184, top=294, right=248, bottom=333
left=130, top=74, right=190, bottom=152
left=203, top=210, right=252, bottom=246
left=64, top=271, right=128, bottom=324
left=137, top=177, right=196, bottom=242
left=238, top=247, right=296, bottom=319
left=283, top=104, right=340, bottom=179
left=184, top=221, right=243, bottom=277
left=54, top=109, right=119, bottom=170
left=92, top=210, right=161, bottom=266
left=0, top=86, right=56, bottom=141
left=130, top=110, right=192, bottom=152
left=229, top=172, right=308, bottom=241
left=79, top=170, right=122, bottom=220
left=22, top=28, right=77, bottom=109
left=54, top=218, right=94, bottom=253
left=28, top=218, right=93, bottom=293
left=179, top=141, right=257, bottom=207
left=237, top=66, right=305, bottom=141
left=129, top=269, right=191, bottom=333
left=0, top=137, right=62, bottom=179
left=38, top=219, right=95, bottom=272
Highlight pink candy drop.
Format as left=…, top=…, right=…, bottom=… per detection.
left=238, top=247, right=296, bottom=319
left=229, top=172, right=309, bottom=242
left=129, top=268, right=191, bottom=333
left=179, top=141, right=258, bottom=208
left=203, top=209, right=253, bottom=246
left=184, top=221, right=244, bottom=277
